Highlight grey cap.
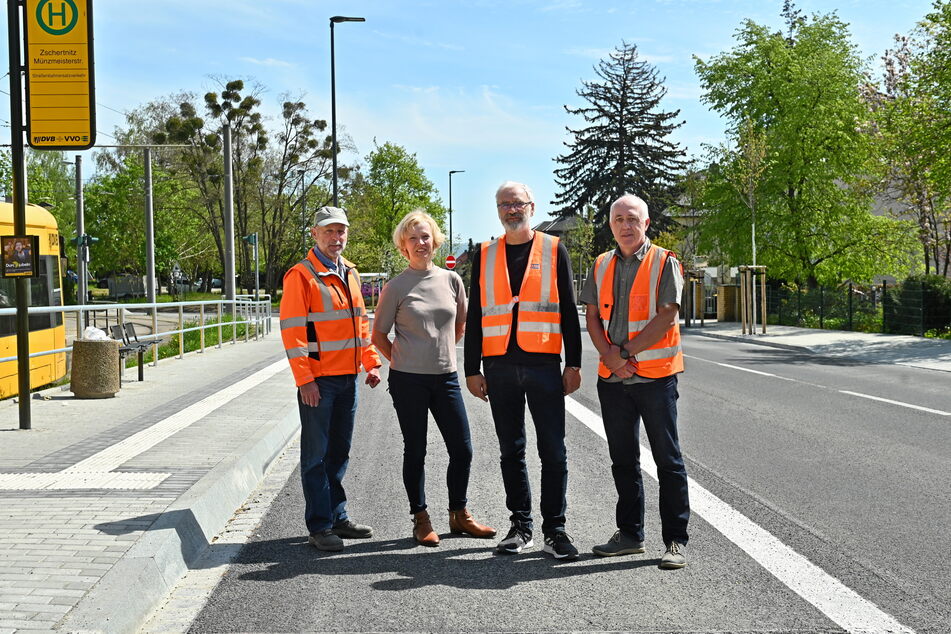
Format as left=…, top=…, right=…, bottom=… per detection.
left=312, top=206, right=350, bottom=227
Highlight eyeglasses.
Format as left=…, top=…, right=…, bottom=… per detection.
left=497, top=201, right=533, bottom=211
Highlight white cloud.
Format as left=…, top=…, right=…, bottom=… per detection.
left=239, top=57, right=294, bottom=68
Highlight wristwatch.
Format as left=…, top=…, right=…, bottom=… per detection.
left=619, top=346, right=630, bottom=360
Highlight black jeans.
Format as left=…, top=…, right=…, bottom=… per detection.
left=484, top=361, right=567, bottom=535
left=388, top=369, right=473, bottom=515
left=597, top=375, right=689, bottom=545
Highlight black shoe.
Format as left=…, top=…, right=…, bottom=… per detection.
left=542, top=531, right=579, bottom=560
left=496, top=523, right=533, bottom=554
left=308, top=530, right=344, bottom=551
left=332, top=518, right=373, bottom=539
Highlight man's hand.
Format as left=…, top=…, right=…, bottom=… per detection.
left=613, top=360, right=638, bottom=379
left=299, top=381, right=321, bottom=407
left=562, top=367, right=581, bottom=395
left=365, top=367, right=381, bottom=388
left=600, top=344, right=628, bottom=372
left=466, top=374, right=489, bottom=401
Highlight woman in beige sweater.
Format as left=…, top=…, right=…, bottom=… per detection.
left=371, top=210, right=495, bottom=547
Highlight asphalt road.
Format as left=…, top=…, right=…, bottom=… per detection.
left=187, top=332, right=950, bottom=633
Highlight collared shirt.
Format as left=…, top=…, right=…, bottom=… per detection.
left=580, top=237, right=683, bottom=384
left=312, top=247, right=346, bottom=281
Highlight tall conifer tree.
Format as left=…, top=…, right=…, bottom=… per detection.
left=552, top=42, right=686, bottom=244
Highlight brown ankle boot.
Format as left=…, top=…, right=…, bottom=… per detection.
left=448, top=508, right=497, bottom=538
left=413, top=510, right=439, bottom=546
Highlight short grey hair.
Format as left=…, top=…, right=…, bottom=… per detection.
left=610, top=194, right=649, bottom=219
left=496, top=180, right=534, bottom=202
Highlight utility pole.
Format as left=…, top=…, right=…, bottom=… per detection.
left=223, top=123, right=236, bottom=301
left=9, top=0, right=30, bottom=429
left=73, top=155, right=86, bottom=307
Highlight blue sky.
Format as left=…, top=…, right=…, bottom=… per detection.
left=2, top=0, right=937, bottom=249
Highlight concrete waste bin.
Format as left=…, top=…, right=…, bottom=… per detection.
left=70, top=339, right=121, bottom=398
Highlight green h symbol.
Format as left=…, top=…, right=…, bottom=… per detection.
left=45, top=1, right=68, bottom=27
left=37, top=0, right=78, bottom=35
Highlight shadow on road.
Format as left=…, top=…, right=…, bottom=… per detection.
left=232, top=535, right=662, bottom=590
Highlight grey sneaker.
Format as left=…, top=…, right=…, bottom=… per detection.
left=659, top=541, right=687, bottom=569
left=592, top=530, right=645, bottom=557
left=332, top=518, right=373, bottom=539
left=308, top=529, right=344, bottom=552
left=496, top=523, right=533, bottom=554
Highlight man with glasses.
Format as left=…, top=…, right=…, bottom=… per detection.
left=464, top=181, right=583, bottom=559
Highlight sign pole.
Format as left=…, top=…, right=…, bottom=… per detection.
left=8, top=0, right=31, bottom=429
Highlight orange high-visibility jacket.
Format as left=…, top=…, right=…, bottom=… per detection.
left=593, top=245, right=683, bottom=379
left=480, top=231, right=561, bottom=357
left=280, top=250, right=380, bottom=386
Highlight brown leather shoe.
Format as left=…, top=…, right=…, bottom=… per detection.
left=449, top=508, right=497, bottom=538
left=413, top=510, right=439, bottom=546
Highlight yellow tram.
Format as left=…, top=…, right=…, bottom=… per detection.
left=0, top=202, right=67, bottom=399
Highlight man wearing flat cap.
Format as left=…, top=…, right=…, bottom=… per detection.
left=280, top=206, right=382, bottom=551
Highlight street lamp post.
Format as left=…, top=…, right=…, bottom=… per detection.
left=330, top=15, right=365, bottom=207
left=448, top=170, right=464, bottom=254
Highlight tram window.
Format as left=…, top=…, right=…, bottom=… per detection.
left=0, top=278, right=12, bottom=336
left=0, top=258, right=63, bottom=335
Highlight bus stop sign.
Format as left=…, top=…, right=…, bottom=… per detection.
left=24, top=0, right=96, bottom=150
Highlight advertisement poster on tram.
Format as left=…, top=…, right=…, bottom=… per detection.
left=1, top=235, right=39, bottom=277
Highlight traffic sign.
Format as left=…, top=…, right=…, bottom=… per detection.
left=24, top=0, right=96, bottom=150
left=445, top=254, right=456, bottom=270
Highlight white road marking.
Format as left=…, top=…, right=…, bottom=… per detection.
left=0, top=360, right=288, bottom=490
left=838, top=391, right=951, bottom=416
left=564, top=396, right=915, bottom=634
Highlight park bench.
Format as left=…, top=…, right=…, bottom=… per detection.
left=109, top=323, right=164, bottom=382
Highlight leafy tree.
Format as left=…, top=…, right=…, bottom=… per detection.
left=694, top=3, right=920, bottom=285
left=862, top=4, right=951, bottom=277
left=251, top=98, right=336, bottom=294
left=345, top=142, right=446, bottom=276
left=552, top=41, right=687, bottom=250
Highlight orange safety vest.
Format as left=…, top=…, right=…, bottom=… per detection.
left=593, top=245, right=683, bottom=379
left=480, top=231, right=561, bottom=357
left=279, top=250, right=380, bottom=386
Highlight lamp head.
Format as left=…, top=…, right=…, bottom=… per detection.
left=330, top=16, right=365, bottom=23
left=450, top=170, right=465, bottom=175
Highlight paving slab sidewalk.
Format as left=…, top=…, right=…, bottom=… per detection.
left=0, top=321, right=298, bottom=633
left=684, top=321, right=951, bottom=373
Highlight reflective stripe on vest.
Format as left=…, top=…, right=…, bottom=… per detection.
left=480, top=232, right=561, bottom=356
left=281, top=253, right=367, bottom=376
left=594, top=245, right=683, bottom=379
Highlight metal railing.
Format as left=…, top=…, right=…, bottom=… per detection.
left=0, top=296, right=272, bottom=366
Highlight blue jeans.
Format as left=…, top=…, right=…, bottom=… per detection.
left=597, top=375, right=689, bottom=545
left=484, top=361, right=567, bottom=535
left=298, top=374, right=358, bottom=535
left=387, top=369, right=473, bottom=515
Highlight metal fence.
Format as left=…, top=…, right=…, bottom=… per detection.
left=0, top=296, right=272, bottom=367
left=764, top=281, right=951, bottom=336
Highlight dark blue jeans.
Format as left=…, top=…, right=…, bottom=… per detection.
left=597, top=375, right=689, bottom=545
left=388, top=369, right=473, bottom=515
left=484, top=361, right=567, bottom=535
left=298, top=374, right=358, bottom=535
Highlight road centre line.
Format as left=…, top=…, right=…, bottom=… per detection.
left=0, top=360, right=288, bottom=491
left=684, top=354, right=798, bottom=380
left=838, top=391, right=950, bottom=416
left=564, top=396, right=915, bottom=634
